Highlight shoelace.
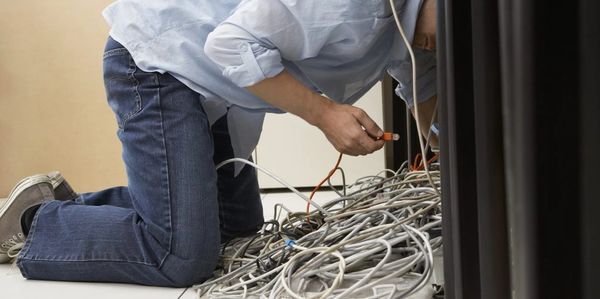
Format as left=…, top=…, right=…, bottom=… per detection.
left=1, top=233, right=26, bottom=259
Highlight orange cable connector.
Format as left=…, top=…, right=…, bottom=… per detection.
left=380, top=132, right=400, bottom=141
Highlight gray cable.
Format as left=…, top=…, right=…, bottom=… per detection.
left=194, top=161, right=442, bottom=298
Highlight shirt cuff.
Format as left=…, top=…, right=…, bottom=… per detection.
left=395, top=65, right=436, bottom=108
left=394, top=49, right=437, bottom=107
left=221, top=42, right=285, bottom=87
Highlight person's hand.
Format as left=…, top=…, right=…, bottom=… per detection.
left=244, top=70, right=385, bottom=155
left=313, top=102, right=385, bottom=156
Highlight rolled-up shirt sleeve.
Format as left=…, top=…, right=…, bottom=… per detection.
left=388, top=48, right=437, bottom=107
left=205, top=0, right=308, bottom=87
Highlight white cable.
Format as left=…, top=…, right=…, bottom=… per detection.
left=389, top=0, right=440, bottom=196
left=195, top=161, right=442, bottom=299
left=216, top=158, right=330, bottom=216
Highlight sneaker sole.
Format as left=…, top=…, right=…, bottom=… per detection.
left=5, top=175, right=51, bottom=203
left=1, top=175, right=53, bottom=218
left=46, top=171, right=65, bottom=190
left=6, top=172, right=64, bottom=200
left=0, top=176, right=53, bottom=262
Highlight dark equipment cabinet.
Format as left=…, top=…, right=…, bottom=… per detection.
left=434, top=0, right=600, bottom=298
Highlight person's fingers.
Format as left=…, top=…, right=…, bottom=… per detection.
left=348, top=109, right=385, bottom=154
left=339, top=142, right=361, bottom=156
left=320, top=104, right=385, bottom=155
left=357, top=133, right=385, bottom=154
left=345, top=127, right=369, bottom=156
left=352, top=108, right=383, bottom=139
left=369, top=139, right=385, bottom=152
left=327, top=129, right=359, bottom=156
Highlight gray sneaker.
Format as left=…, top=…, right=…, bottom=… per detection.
left=0, top=175, right=54, bottom=263
left=47, top=171, right=78, bottom=201
left=0, top=171, right=77, bottom=210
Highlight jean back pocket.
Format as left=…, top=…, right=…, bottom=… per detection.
left=103, top=47, right=142, bottom=129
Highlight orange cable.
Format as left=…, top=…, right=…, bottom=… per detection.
left=304, top=132, right=397, bottom=220
left=305, top=152, right=343, bottom=218
left=412, top=153, right=422, bottom=171
left=418, top=154, right=438, bottom=170
left=412, top=153, right=439, bottom=171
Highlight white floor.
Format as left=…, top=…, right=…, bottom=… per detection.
left=0, top=191, right=340, bottom=299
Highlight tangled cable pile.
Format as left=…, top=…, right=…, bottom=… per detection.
left=194, top=161, right=442, bottom=299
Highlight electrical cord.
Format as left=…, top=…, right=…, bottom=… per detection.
left=389, top=0, right=440, bottom=197
left=216, top=158, right=331, bottom=216
left=195, top=159, right=441, bottom=299
left=306, top=153, right=343, bottom=216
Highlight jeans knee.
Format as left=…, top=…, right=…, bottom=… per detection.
left=165, top=261, right=215, bottom=287
left=160, top=243, right=220, bottom=287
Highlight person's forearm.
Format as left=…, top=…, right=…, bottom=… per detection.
left=246, top=70, right=331, bottom=126
left=246, top=70, right=384, bottom=156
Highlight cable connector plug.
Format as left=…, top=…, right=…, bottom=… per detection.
left=380, top=132, right=400, bottom=141
left=430, top=123, right=439, bottom=136
left=284, top=239, right=296, bottom=248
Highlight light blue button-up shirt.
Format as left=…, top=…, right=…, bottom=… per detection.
left=102, top=0, right=436, bottom=174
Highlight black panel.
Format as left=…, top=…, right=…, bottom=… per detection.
left=421, top=0, right=597, bottom=297
left=438, top=0, right=481, bottom=298
left=470, top=0, right=510, bottom=298
left=382, top=76, right=421, bottom=171
left=580, top=0, right=600, bottom=298
left=435, top=0, right=456, bottom=296
left=500, top=0, right=581, bottom=297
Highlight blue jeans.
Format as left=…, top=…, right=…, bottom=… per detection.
left=16, top=37, right=264, bottom=287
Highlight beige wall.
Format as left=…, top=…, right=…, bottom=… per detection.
left=0, top=1, right=126, bottom=196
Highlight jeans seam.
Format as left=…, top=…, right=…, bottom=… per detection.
left=102, top=48, right=129, bottom=59
left=119, top=55, right=142, bottom=129
left=16, top=201, right=50, bottom=268
left=156, top=72, right=173, bottom=268
left=16, top=201, right=157, bottom=266
left=218, top=189, right=228, bottom=233
left=17, top=257, right=157, bottom=266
